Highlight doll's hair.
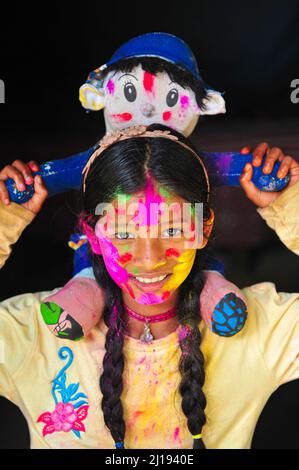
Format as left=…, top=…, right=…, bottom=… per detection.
left=100, top=57, right=209, bottom=111
left=80, top=124, right=211, bottom=449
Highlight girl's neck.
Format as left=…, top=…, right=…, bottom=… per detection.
left=122, top=291, right=180, bottom=340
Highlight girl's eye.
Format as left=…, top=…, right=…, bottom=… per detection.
left=124, top=82, right=137, bottom=102
left=162, top=228, right=182, bottom=238
left=166, top=88, right=179, bottom=107
left=115, top=232, right=135, bottom=240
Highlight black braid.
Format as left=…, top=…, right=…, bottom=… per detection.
left=177, top=251, right=207, bottom=449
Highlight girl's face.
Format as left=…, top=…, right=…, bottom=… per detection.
left=102, top=64, right=200, bottom=137
left=93, top=176, right=202, bottom=305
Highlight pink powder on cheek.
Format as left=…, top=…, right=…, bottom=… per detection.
left=143, top=71, right=155, bottom=94
left=111, top=113, right=133, bottom=122
left=163, top=111, right=172, bottom=121
left=95, top=226, right=135, bottom=298
left=180, top=95, right=190, bottom=109
left=106, top=79, right=115, bottom=95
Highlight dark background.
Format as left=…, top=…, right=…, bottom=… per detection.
left=0, top=0, right=298, bottom=449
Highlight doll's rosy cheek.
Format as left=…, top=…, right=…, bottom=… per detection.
left=111, top=112, right=133, bottom=123
left=106, top=79, right=115, bottom=95
left=163, top=111, right=172, bottom=121
left=180, top=95, right=190, bottom=110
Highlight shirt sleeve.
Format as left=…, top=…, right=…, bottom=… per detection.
left=0, top=292, right=39, bottom=400
left=243, top=282, right=299, bottom=386
left=0, top=201, right=36, bottom=268
left=257, top=181, right=299, bottom=255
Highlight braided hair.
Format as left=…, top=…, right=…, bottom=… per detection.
left=81, top=124, right=212, bottom=449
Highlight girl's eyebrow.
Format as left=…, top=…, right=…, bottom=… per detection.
left=118, top=73, right=138, bottom=82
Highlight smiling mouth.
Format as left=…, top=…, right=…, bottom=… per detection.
left=131, top=273, right=171, bottom=291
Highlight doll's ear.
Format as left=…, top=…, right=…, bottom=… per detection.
left=197, top=91, right=226, bottom=116
left=79, top=83, right=105, bottom=111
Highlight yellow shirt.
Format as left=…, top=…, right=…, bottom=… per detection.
left=0, top=182, right=298, bottom=449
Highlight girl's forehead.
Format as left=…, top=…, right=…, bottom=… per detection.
left=110, top=182, right=186, bottom=208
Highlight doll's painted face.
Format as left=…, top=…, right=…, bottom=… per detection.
left=92, top=175, right=208, bottom=305
left=102, top=65, right=200, bottom=137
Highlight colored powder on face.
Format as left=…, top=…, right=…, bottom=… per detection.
left=163, top=249, right=196, bottom=292
left=107, top=79, right=115, bottom=95
left=117, top=252, right=133, bottom=265
left=112, top=113, right=133, bottom=122
left=180, top=95, right=190, bottom=109
left=161, top=291, right=170, bottom=301
left=165, top=248, right=180, bottom=258
left=163, top=111, right=172, bottom=121
left=153, top=261, right=167, bottom=269
left=95, top=223, right=135, bottom=298
left=143, top=71, right=155, bottom=93
left=139, top=174, right=163, bottom=227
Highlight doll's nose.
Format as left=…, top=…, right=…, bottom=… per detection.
left=141, top=103, right=156, bottom=118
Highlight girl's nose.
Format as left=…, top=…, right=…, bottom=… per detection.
left=133, top=237, right=166, bottom=270
left=140, top=103, right=156, bottom=118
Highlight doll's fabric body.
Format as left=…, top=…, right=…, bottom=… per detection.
left=0, top=182, right=298, bottom=449
left=47, top=33, right=247, bottom=339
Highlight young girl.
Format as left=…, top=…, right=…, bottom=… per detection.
left=0, top=125, right=298, bottom=449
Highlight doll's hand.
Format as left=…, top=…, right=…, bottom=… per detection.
left=0, top=160, right=48, bottom=214
left=240, top=142, right=299, bottom=208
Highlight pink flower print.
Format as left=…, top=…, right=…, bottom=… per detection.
left=37, top=402, right=88, bottom=437
left=51, top=403, right=78, bottom=432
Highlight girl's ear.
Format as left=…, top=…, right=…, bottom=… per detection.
left=201, top=208, right=215, bottom=249
left=82, top=222, right=102, bottom=255
left=79, top=83, right=105, bottom=111
left=196, top=91, right=226, bottom=116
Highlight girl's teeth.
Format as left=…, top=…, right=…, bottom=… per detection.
left=135, top=274, right=167, bottom=284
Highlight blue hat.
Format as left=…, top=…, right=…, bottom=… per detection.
left=101, top=32, right=202, bottom=82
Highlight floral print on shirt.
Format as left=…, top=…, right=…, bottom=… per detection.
left=37, top=346, right=89, bottom=438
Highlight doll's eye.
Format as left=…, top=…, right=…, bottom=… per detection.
left=166, top=88, right=179, bottom=107
left=124, top=82, right=137, bottom=102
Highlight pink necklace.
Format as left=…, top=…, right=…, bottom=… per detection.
left=124, top=304, right=177, bottom=343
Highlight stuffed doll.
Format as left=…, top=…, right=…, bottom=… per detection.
left=40, top=32, right=248, bottom=340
